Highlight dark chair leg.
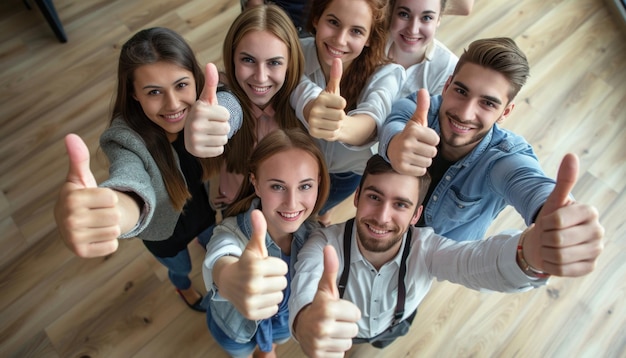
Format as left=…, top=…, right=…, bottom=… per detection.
left=32, top=0, right=68, bottom=43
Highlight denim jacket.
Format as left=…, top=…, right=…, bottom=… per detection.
left=202, top=198, right=318, bottom=343
left=380, top=94, right=556, bottom=241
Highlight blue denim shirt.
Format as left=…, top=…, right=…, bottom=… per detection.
left=203, top=198, right=318, bottom=346
left=380, top=94, right=556, bottom=241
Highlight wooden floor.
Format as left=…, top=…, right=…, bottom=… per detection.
left=1, top=0, right=625, bottom=357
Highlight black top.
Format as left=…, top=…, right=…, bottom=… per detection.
left=143, top=133, right=215, bottom=257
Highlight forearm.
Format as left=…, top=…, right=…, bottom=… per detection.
left=291, top=304, right=312, bottom=340
left=338, top=113, right=377, bottom=146
left=116, top=191, right=141, bottom=235
left=212, top=256, right=239, bottom=299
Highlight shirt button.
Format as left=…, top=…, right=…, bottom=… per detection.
left=445, top=175, right=451, bottom=181
left=432, top=195, right=438, bottom=201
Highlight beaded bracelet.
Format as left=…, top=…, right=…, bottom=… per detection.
left=517, top=225, right=551, bottom=279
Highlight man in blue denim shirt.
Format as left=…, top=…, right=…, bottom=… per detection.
left=379, top=37, right=590, bottom=241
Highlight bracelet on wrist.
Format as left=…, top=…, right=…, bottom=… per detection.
left=517, top=225, right=550, bottom=279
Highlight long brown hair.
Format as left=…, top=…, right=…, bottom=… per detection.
left=112, top=27, right=205, bottom=211
left=307, top=0, right=391, bottom=111
left=218, top=5, right=306, bottom=176
left=226, top=128, right=330, bottom=218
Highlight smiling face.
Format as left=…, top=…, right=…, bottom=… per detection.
left=389, top=0, right=441, bottom=64
left=312, top=0, right=373, bottom=74
left=234, top=30, right=289, bottom=109
left=354, top=172, right=421, bottom=254
left=251, top=148, right=320, bottom=244
left=132, top=61, right=196, bottom=142
left=438, top=62, right=515, bottom=161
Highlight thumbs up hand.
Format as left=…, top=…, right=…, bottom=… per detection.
left=184, top=63, right=231, bottom=158
left=214, top=210, right=289, bottom=320
left=520, top=154, right=604, bottom=277
left=294, top=245, right=361, bottom=358
left=54, top=134, right=121, bottom=257
left=306, top=58, right=347, bottom=142
left=387, top=89, right=440, bottom=176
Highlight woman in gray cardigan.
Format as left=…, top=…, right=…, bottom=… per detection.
left=54, top=27, right=241, bottom=312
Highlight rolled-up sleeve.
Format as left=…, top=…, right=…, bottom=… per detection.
left=347, top=63, right=405, bottom=146
left=288, top=229, right=329, bottom=335
left=428, top=230, right=548, bottom=292
left=202, top=221, right=247, bottom=292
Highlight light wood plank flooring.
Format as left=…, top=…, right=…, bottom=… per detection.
left=1, top=0, right=625, bottom=357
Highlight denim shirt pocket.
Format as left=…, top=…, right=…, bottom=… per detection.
left=209, top=298, right=258, bottom=343
left=439, top=187, right=483, bottom=224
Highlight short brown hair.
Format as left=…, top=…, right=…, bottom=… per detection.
left=453, top=37, right=530, bottom=102
left=359, top=155, right=431, bottom=207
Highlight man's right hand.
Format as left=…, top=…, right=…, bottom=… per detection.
left=387, top=89, right=439, bottom=176
left=294, top=245, right=361, bottom=358
left=54, top=134, right=121, bottom=258
left=184, top=63, right=231, bottom=158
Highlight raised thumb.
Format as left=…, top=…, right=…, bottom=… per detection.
left=246, top=209, right=268, bottom=258
left=199, top=63, right=219, bottom=106
left=317, top=245, right=340, bottom=299
left=540, top=153, right=578, bottom=217
left=409, top=88, right=429, bottom=127
left=64, top=134, right=97, bottom=188
left=325, top=58, right=342, bottom=95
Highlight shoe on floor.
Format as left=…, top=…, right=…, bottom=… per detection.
left=175, top=289, right=206, bottom=312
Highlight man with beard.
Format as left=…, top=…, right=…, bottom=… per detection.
left=288, top=155, right=603, bottom=357
left=380, top=37, right=574, bottom=242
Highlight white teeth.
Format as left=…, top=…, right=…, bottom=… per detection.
left=451, top=120, right=471, bottom=131
left=327, top=46, right=344, bottom=56
left=251, top=85, right=270, bottom=93
left=164, top=110, right=184, bottom=119
left=280, top=211, right=301, bottom=219
left=368, top=225, right=387, bottom=235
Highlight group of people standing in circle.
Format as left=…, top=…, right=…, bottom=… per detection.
left=54, top=1, right=605, bottom=357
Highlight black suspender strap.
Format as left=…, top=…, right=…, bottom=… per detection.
left=337, top=219, right=412, bottom=326
left=338, top=218, right=354, bottom=298
left=393, top=225, right=412, bottom=326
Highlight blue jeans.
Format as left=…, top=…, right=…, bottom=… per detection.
left=154, top=248, right=193, bottom=290
left=197, top=224, right=215, bottom=250
left=206, top=301, right=291, bottom=358
left=319, top=171, right=362, bottom=215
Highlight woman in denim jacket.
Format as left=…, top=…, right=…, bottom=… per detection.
left=202, top=128, right=330, bottom=358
